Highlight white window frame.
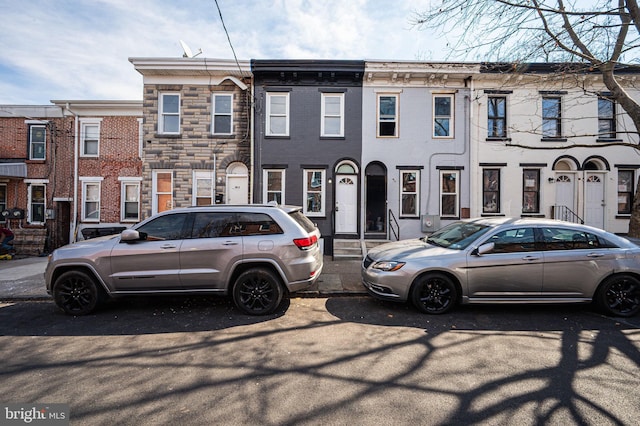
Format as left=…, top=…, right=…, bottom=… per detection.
left=321, top=92, right=344, bottom=137
left=212, top=93, right=233, bottom=135
left=433, top=94, right=454, bottom=139
left=193, top=170, right=215, bottom=206
left=27, top=182, right=47, bottom=224
left=440, top=170, right=460, bottom=218
left=80, top=178, right=103, bottom=222
left=542, top=96, right=562, bottom=138
left=303, top=169, right=326, bottom=217
left=29, top=124, right=47, bottom=160
left=400, top=170, right=419, bottom=218
left=377, top=94, right=398, bottom=137
left=152, top=170, right=173, bottom=215
left=80, top=118, right=102, bottom=157
left=159, top=93, right=180, bottom=134
left=266, top=92, right=290, bottom=136
left=119, top=177, right=141, bottom=222
left=263, top=169, right=286, bottom=204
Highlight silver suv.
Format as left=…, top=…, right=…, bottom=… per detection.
left=46, top=204, right=323, bottom=316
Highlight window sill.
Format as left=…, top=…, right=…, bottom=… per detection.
left=521, top=214, right=545, bottom=218
left=320, top=136, right=345, bottom=140
left=541, top=138, right=567, bottom=142
left=615, top=214, right=631, bottom=219
left=211, top=134, right=235, bottom=139
left=154, top=133, right=182, bottom=139
left=481, top=213, right=505, bottom=217
left=265, top=135, right=291, bottom=139
left=486, top=137, right=511, bottom=142
left=597, top=138, right=623, bottom=143
left=440, top=216, right=460, bottom=220
left=399, top=216, right=420, bottom=220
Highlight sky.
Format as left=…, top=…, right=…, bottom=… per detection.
left=0, top=0, right=446, bottom=104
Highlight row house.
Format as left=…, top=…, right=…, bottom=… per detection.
left=129, top=58, right=252, bottom=215
left=469, top=63, right=640, bottom=234
left=251, top=60, right=365, bottom=254
left=0, top=101, right=142, bottom=253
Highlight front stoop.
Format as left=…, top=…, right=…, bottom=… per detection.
left=333, top=239, right=390, bottom=260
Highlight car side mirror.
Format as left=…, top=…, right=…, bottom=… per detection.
left=476, top=242, right=495, bottom=256
left=120, top=229, right=142, bottom=242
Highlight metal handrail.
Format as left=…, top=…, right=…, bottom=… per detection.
left=388, top=209, right=400, bottom=241
left=552, top=205, right=584, bottom=224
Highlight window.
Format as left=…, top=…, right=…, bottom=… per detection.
left=433, top=95, right=454, bottom=138
left=193, top=171, right=215, bottom=206
left=159, top=93, right=180, bottom=134
left=121, top=180, right=140, bottom=221
left=264, top=169, right=285, bottom=204
left=212, top=94, right=233, bottom=135
left=378, top=94, right=398, bottom=137
left=400, top=170, right=419, bottom=217
left=482, top=169, right=501, bottom=214
left=303, top=169, right=325, bottom=216
left=440, top=171, right=459, bottom=217
left=29, top=125, right=46, bottom=160
left=0, top=184, right=6, bottom=223
left=321, top=93, right=344, bottom=137
left=598, top=97, right=616, bottom=139
left=487, top=96, right=507, bottom=138
left=137, top=213, right=187, bottom=241
left=191, top=212, right=237, bottom=238
left=81, top=120, right=101, bottom=157
left=542, top=97, right=562, bottom=138
left=266, top=92, right=289, bottom=136
left=523, top=169, right=540, bottom=214
left=82, top=181, right=100, bottom=221
left=542, top=227, right=607, bottom=251
left=153, top=171, right=173, bottom=214
left=29, top=184, right=46, bottom=224
left=618, top=170, right=634, bottom=215
left=487, top=228, right=537, bottom=253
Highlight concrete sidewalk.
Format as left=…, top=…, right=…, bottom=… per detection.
left=0, top=255, right=366, bottom=301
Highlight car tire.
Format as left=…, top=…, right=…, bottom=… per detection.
left=596, top=274, right=640, bottom=317
left=232, top=268, right=284, bottom=315
left=53, top=270, right=104, bottom=316
left=411, top=272, right=458, bottom=315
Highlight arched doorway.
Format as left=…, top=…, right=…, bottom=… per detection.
left=335, top=161, right=359, bottom=234
left=583, top=158, right=607, bottom=229
left=226, top=162, right=248, bottom=204
left=365, top=162, right=387, bottom=237
left=553, top=158, right=578, bottom=220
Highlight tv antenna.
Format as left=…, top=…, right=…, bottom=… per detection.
left=179, top=40, right=203, bottom=58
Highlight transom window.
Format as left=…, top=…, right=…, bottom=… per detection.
left=487, top=96, right=506, bottom=138
left=266, top=92, right=290, bottom=136
left=321, top=93, right=344, bottom=137
left=378, top=94, right=398, bottom=137
left=159, top=93, right=180, bottom=134
left=212, top=93, right=233, bottom=135
left=433, top=94, right=454, bottom=138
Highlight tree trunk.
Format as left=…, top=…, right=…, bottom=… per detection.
left=629, top=176, right=640, bottom=237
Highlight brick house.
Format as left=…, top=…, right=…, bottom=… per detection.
left=129, top=58, right=251, bottom=216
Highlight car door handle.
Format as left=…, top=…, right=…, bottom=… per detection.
left=587, top=253, right=604, bottom=258
left=522, top=255, right=540, bottom=261
left=161, top=244, right=177, bottom=249
left=223, top=241, right=239, bottom=246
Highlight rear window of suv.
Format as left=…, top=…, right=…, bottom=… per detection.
left=289, top=210, right=316, bottom=233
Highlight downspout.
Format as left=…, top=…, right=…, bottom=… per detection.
left=64, top=103, right=79, bottom=243
left=249, top=81, right=254, bottom=203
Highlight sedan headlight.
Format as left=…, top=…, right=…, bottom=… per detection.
left=372, top=261, right=406, bottom=272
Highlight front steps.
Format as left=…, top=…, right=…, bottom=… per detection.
left=333, top=239, right=389, bottom=260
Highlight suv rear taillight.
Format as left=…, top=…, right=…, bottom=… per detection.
left=293, top=235, right=318, bottom=250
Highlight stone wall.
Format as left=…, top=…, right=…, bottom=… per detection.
left=13, top=228, right=47, bottom=256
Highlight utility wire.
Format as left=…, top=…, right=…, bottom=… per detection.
left=214, top=0, right=247, bottom=77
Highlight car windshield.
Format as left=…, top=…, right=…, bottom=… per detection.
left=424, top=221, right=491, bottom=250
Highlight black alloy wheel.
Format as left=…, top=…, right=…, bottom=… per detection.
left=597, top=274, right=640, bottom=317
left=233, top=268, right=284, bottom=315
left=411, top=273, right=458, bottom=314
left=53, top=271, right=102, bottom=316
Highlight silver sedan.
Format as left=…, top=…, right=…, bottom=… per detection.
left=362, top=217, right=640, bottom=317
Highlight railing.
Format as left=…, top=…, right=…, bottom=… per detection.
left=388, top=209, right=400, bottom=241
left=552, top=205, right=584, bottom=224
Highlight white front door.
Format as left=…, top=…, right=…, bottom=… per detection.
left=554, top=174, right=575, bottom=220
left=585, top=173, right=605, bottom=229
left=227, top=175, right=248, bottom=204
left=335, top=175, right=357, bottom=233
